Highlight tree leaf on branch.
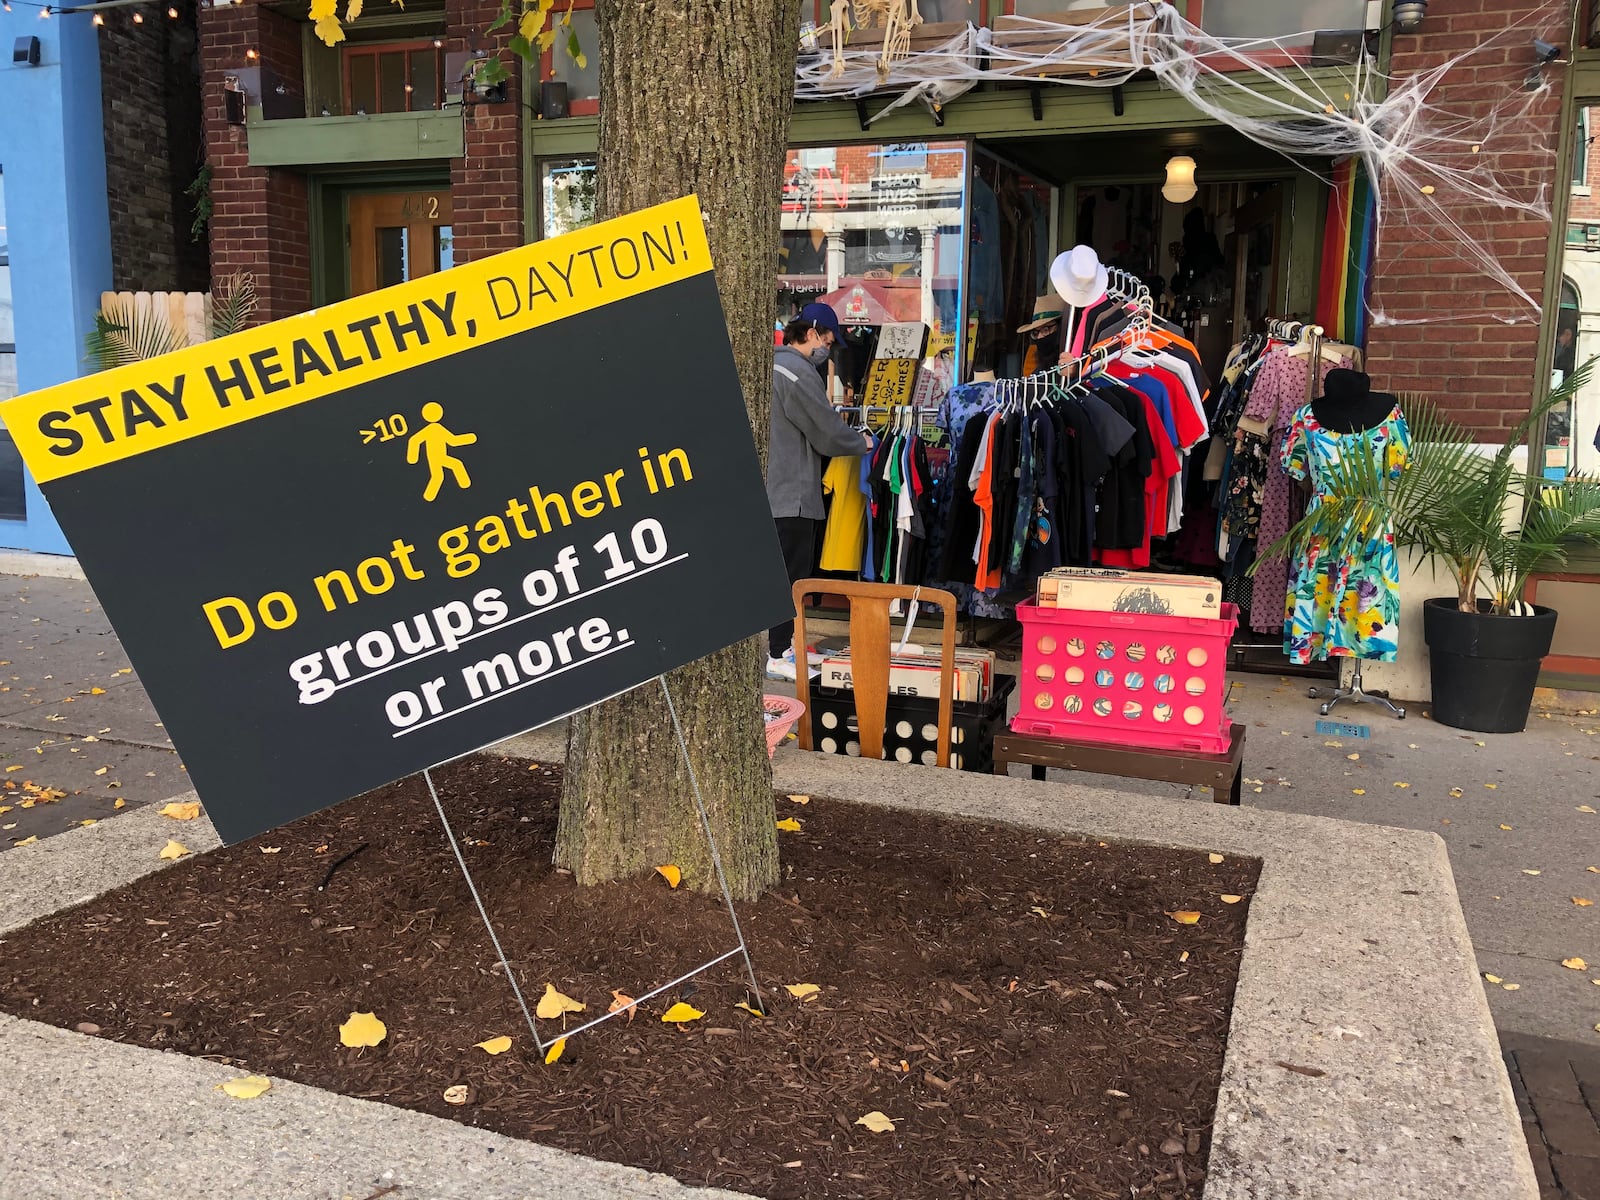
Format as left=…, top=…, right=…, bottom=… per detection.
left=486, top=0, right=513, bottom=33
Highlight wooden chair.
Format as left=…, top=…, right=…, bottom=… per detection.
left=791, top=579, right=960, bottom=768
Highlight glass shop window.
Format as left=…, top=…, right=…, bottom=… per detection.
left=344, top=41, right=445, bottom=114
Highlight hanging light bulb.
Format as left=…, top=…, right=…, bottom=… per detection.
left=92, top=10, right=104, bottom=23
left=167, top=4, right=178, bottom=14
left=132, top=10, right=143, bottom=21
left=245, top=47, right=257, bottom=59
left=1162, top=155, right=1198, bottom=204
left=40, top=6, right=52, bottom=18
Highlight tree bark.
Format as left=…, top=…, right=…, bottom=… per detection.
left=556, top=0, right=802, bottom=900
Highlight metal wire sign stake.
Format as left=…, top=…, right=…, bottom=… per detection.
left=425, top=674, right=766, bottom=1057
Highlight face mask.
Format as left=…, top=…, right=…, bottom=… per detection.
left=806, top=342, right=831, bottom=366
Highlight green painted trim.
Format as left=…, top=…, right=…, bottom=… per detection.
left=247, top=107, right=463, bottom=167
left=1287, top=171, right=1324, bottom=318
left=305, top=167, right=452, bottom=306
left=525, top=69, right=1362, bottom=160
left=1575, top=54, right=1600, bottom=98
left=1533, top=46, right=1587, bottom=452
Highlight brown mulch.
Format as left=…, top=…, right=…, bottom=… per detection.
left=0, top=755, right=1257, bottom=1200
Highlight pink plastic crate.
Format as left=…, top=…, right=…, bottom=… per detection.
left=1012, top=600, right=1238, bottom=754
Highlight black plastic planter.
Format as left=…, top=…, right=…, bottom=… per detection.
left=1422, top=598, right=1557, bottom=733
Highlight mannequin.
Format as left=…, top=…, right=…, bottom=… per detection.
left=1311, top=369, right=1399, bottom=434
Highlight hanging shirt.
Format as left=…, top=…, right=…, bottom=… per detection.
left=1098, top=392, right=1182, bottom=570
left=818, top=454, right=868, bottom=572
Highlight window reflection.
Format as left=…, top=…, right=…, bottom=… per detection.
left=1552, top=103, right=1600, bottom=480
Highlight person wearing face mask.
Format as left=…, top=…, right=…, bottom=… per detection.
left=766, top=304, right=872, bottom=682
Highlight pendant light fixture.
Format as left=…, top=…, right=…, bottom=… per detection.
left=1393, top=1, right=1426, bottom=33
left=1162, top=155, right=1198, bottom=204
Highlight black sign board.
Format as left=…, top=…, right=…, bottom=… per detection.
left=2, top=197, right=792, bottom=843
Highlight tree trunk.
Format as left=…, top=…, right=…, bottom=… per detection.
left=556, top=0, right=802, bottom=900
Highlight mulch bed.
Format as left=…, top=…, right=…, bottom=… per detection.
left=0, top=755, right=1257, bottom=1199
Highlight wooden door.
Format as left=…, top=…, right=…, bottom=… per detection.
left=348, top=190, right=454, bottom=296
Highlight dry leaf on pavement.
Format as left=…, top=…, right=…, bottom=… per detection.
left=1484, top=973, right=1503, bottom=984
left=1579, top=806, right=1597, bottom=814
left=158, top=839, right=189, bottom=861
left=1574, top=898, right=1594, bottom=907
left=159, top=801, right=200, bottom=820
left=337, top=1011, right=386, bottom=1047
left=661, top=1002, right=704, bottom=1024
left=217, top=1075, right=272, bottom=1099
left=1563, top=958, right=1588, bottom=970
left=474, top=1036, right=512, bottom=1055
left=856, top=1111, right=896, bottom=1133
left=535, top=984, right=585, bottom=1020
left=1523, top=870, right=1542, bottom=876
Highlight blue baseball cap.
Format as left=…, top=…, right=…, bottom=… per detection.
left=798, top=302, right=843, bottom=339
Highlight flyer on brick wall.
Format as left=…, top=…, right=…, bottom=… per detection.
left=0, top=196, right=793, bottom=844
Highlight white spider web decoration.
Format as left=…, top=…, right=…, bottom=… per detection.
left=797, top=1, right=1573, bottom=328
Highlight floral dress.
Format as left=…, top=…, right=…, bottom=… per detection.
left=1280, top=403, right=1411, bottom=665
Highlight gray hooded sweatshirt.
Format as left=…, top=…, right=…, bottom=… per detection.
left=767, top=345, right=866, bottom=519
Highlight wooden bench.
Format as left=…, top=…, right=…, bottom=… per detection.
left=992, top=723, right=1246, bottom=806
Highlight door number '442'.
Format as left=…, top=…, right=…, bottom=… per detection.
left=360, top=414, right=410, bottom=445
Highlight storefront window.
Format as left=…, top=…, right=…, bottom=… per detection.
left=1200, top=0, right=1370, bottom=39
left=970, top=150, right=1054, bottom=378
left=779, top=140, right=970, bottom=392
left=539, top=157, right=597, bottom=239
left=0, top=168, right=22, bottom=521
left=548, top=8, right=600, bottom=107
left=1548, top=102, right=1600, bottom=481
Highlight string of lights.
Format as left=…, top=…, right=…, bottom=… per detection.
left=4, top=0, right=184, bottom=19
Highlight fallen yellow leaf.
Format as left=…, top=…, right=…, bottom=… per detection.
left=661, top=1002, right=704, bottom=1024
left=1503, top=982, right=1521, bottom=991
left=1484, top=973, right=1503, bottom=984
left=775, top=817, right=802, bottom=832
left=608, top=989, right=636, bottom=1021
left=1030, top=905, right=1049, bottom=919
left=158, top=839, right=189, bottom=860
left=93, top=767, right=108, bottom=776
left=1208, top=853, right=1224, bottom=864
left=785, top=983, right=821, bottom=1001
left=1394, top=782, right=1411, bottom=789
left=1169, top=911, right=1201, bottom=925
left=1563, top=958, right=1588, bottom=970
left=443, top=1084, right=470, bottom=1105
left=1347, top=753, right=1360, bottom=761
left=1590, top=867, right=1600, bottom=874
left=89, top=687, right=106, bottom=695
left=535, top=983, right=585, bottom=1020
left=1579, top=805, right=1598, bottom=814
left=734, top=1000, right=765, bottom=1018
left=1449, top=788, right=1464, bottom=798
left=1500, top=824, right=1513, bottom=831
left=1485, top=783, right=1498, bottom=790
left=113, top=798, right=126, bottom=809
left=1574, top=898, right=1595, bottom=907
left=786, top=793, right=810, bottom=805
left=217, top=1075, right=272, bottom=1099
left=655, top=865, right=681, bottom=889
left=159, top=801, right=200, bottom=821
left=337, top=1011, right=386, bottom=1047
left=1352, top=789, right=1366, bottom=796
left=1523, top=869, right=1542, bottom=876
left=79, top=819, right=96, bottom=827
left=13, top=835, right=37, bottom=846
left=475, top=1035, right=512, bottom=1055
left=1220, top=894, right=1242, bottom=905
left=856, top=1111, right=896, bottom=1133
left=544, top=1037, right=566, bottom=1064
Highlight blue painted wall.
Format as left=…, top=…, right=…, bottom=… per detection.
left=0, top=8, right=111, bottom=554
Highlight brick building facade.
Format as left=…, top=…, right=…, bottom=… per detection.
left=199, top=0, right=523, bottom=323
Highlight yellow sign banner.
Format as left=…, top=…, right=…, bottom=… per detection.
left=1, top=196, right=711, bottom=484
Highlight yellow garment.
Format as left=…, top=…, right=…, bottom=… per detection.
left=819, top=455, right=866, bottom=572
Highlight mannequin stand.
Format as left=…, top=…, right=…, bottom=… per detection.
left=1309, top=662, right=1406, bottom=720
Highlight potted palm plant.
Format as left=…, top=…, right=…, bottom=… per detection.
left=1272, top=363, right=1600, bottom=733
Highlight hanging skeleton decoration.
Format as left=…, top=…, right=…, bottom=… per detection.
left=829, top=0, right=924, bottom=81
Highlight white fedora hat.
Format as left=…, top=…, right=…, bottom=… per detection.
left=1049, top=245, right=1109, bottom=307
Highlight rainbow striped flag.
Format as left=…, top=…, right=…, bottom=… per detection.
left=1315, top=157, right=1376, bottom=346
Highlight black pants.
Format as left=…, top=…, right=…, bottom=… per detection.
left=769, top=516, right=822, bottom=658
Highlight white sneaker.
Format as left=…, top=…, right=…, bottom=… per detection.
left=767, top=656, right=797, bottom=682
left=784, top=646, right=826, bottom=668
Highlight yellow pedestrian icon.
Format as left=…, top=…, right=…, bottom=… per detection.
left=406, top=402, right=477, bottom=502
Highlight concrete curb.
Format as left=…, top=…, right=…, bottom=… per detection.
left=0, top=550, right=85, bottom=581
left=0, top=749, right=1535, bottom=1199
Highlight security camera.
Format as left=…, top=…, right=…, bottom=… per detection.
left=1533, top=38, right=1562, bottom=65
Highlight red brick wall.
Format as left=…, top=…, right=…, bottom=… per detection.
left=1365, top=0, right=1568, bottom=437
left=447, top=0, right=525, bottom=263
left=199, top=0, right=312, bottom=323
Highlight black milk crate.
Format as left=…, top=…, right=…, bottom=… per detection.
left=808, top=675, right=1015, bottom=772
